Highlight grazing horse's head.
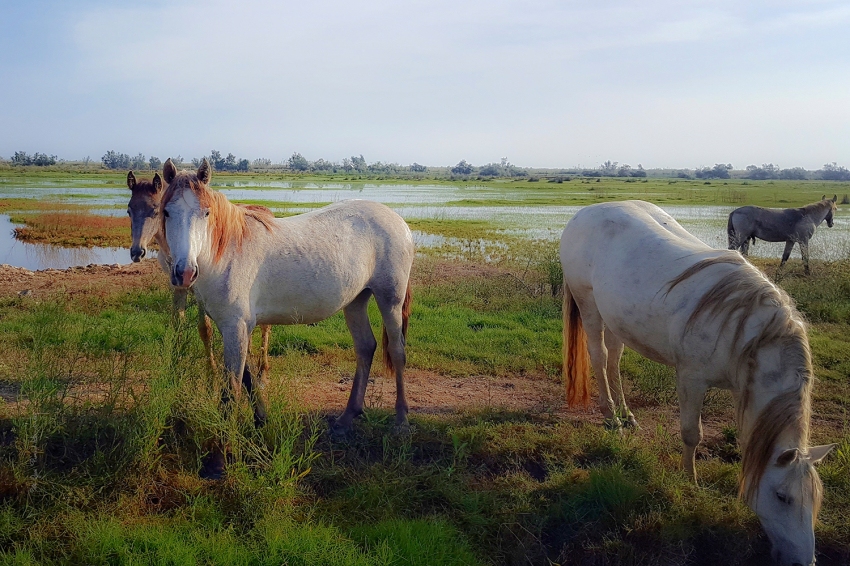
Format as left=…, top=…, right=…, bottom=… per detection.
left=161, top=158, right=213, bottom=288
left=747, top=444, right=835, bottom=566
left=126, top=171, right=163, bottom=262
left=822, top=194, right=838, bottom=228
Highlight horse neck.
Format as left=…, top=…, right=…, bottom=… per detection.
left=805, top=201, right=832, bottom=224
left=737, top=333, right=811, bottom=454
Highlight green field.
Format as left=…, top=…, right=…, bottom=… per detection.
left=0, top=173, right=849, bottom=564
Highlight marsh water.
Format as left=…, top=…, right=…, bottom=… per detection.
left=1, top=181, right=848, bottom=270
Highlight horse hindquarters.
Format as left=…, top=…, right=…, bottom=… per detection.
left=727, top=211, right=748, bottom=254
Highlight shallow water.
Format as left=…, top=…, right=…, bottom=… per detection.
left=0, top=215, right=132, bottom=271
left=1, top=180, right=848, bottom=267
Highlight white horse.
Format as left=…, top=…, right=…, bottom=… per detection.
left=159, top=159, right=414, bottom=446
left=126, top=170, right=271, bottom=376
left=560, top=201, right=834, bottom=566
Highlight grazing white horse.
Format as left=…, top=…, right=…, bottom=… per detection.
left=126, top=170, right=271, bottom=375
left=560, top=201, right=834, bottom=566
left=160, top=159, right=414, bottom=444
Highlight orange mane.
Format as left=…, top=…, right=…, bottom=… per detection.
left=160, top=171, right=275, bottom=262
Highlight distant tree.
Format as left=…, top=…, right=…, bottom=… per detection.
left=311, top=158, right=337, bottom=172
left=224, top=153, right=237, bottom=171
left=11, top=151, right=30, bottom=165
left=209, top=150, right=226, bottom=171
left=149, top=156, right=162, bottom=170
left=252, top=158, right=272, bottom=168
left=617, top=164, right=632, bottom=177
left=130, top=153, right=147, bottom=170
left=409, top=162, right=427, bottom=173
left=779, top=167, right=808, bottom=180
left=695, top=163, right=732, bottom=179
left=236, top=159, right=249, bottom=172
left=102, top=150, right=130, bottom=169
left=744, top=163, right=779, bottom=180
left=172, top=155, right=183, bottom=166
left=451, top=160, right=474, bottom=175
left=600, top=160, right=619, bottom=176
left=478, top=163, right=500, bottom=176
left=287, top=152, right=310, bottom=171
left=631, top=164, right=647, bottom=178
left=191, top=157, right=202, bottom=167
left=819, top=162, right=850, bottom=181
left=11, top=151, right=57, bottom=166
left=676, top=170, right=692, bottom=179
left=350, top=155, right=367, bottom=172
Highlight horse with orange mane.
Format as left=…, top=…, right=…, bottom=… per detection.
left=126, top=171, right=272, bottom=378
left=159, top=158, right=414, bottom=475
left=560, top=200, right=834, bottom=566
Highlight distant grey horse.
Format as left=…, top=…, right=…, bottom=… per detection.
left=727, top=195, right=837, bottom=274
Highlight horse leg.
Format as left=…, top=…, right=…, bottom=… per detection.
left=575, top=301, right=618, bottom=427
left=197, top=301, right=217, bottom=372
left=375, top=288, right=410, bottom=431
left=246, top=324, right=272, bottom=427
left=172, top=287, right=188, bottom=322
left=201, top=320, right=251, bottom=479
left=800, top=241, right=811, bottom=275
left=779, top=240, right=795, bottom=270
left=333, top=290, right=376, bottom=434
left=604, top=329, right=636, bottom=428
left=740, top=237, right=749, bottom=256
left=677, top=374, right=706, bottom=483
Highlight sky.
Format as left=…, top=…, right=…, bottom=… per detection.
left=1, top=0, right=849, bottom=169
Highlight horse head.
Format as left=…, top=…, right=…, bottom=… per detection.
left=821, top=195, right=838, bottom=228
left=749, top=444, right=835, bottom=566
left=127, top=170, right=163, bottom=262
left=161, top=158, right=213, bottom=288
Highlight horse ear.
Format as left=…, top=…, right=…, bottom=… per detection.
left=832, top=194, right=837, bottom=202
left=163, top=158, right=177, bottom=184
left=807, top=444, right=837, bottom=464
left=153, top=173, right=162, bottom=192
left=775, top=448, right=799, bottom=467
left=127, top=171, right=136, bottom=190
left=197, top=158, right=211, bottom=184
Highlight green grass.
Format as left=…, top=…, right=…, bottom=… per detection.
left=0, top=257, right=847, bottom=564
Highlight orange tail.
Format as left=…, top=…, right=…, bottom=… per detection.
left=383, top=280, right=412, bottom=377
left=563, top=285, right=591, bottom=407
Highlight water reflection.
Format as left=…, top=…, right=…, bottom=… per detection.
left=0, top=215, right=132, bottom=271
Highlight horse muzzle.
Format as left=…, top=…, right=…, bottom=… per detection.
left=172, top=263, right=198, bottom=288
left=130, top=246, right=146, bottom=263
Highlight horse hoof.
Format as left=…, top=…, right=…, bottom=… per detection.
left=623, top=415, right=640, bottom=429
left=329, top=419, right=353, bottom=440
left=200, top=451, right=226, bottom=480
left=393, top=421, right=412, bottom=437
left=603, top=416, right=623, bottom=431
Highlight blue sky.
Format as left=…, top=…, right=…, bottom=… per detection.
left=1, top=0, right=849, bottom=169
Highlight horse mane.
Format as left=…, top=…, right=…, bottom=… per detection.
left=130, top=178, right=160, bottom=196
left=666, top=254, right=813, bottom=503
left=801, top=198, right=836, bottom=217
left=160, top=171, right=275, bottom=262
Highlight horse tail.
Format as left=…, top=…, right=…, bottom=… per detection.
left=727, top=212, right=738, bottom=250
left=563, top=284, right=591, bottom=408
left=383, top=280, right=412, bottom=377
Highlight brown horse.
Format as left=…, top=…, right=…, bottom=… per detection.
left=727, top=196, right=837, bottom=274
left=126, top=171, right=272, bottom=402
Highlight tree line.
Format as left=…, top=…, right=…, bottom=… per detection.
left=4, top=150, right=850, bottom=181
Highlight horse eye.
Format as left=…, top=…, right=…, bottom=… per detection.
left=204, top=210, right=210, bottom=218
left=776, top=492, right=790, bottom=504
left=163, top=210, right=170, bottom=218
